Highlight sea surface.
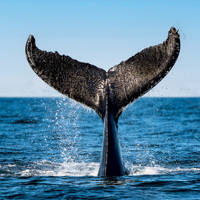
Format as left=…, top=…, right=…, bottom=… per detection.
left=0, top=97, right=200, bottom=199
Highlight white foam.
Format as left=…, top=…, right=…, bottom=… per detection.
left=17, top=160, right=200, bottom=177
left=128, top=164, right=200, bottom=176
left=53, top=162, right=99, bottom=177
left=20, top=161, right=99, bottom=177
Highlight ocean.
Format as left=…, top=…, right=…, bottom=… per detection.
left=0, top=97, right=200, bottom=199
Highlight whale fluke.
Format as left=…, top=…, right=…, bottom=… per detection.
left=26, top=27, right=180, bottom=121
left=26, top=27, right=180, bottom=176
left=26, top=35, right=106, bottom=119
left=108, top=27, right=180, bottom=120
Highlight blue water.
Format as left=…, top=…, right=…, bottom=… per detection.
left=0, top=97, right=200, bottom=199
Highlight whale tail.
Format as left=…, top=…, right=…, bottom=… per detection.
left=25, top=27, right=180, bottom=120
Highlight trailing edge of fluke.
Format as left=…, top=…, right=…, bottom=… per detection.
left=25, top=27, right=180, bottom=176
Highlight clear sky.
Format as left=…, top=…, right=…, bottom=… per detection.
left=0, top=0, right=199, bottom=97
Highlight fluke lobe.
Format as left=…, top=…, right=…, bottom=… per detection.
left=25, top=27, right=180, bottom=177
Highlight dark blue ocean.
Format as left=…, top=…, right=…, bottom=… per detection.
left=0, top=97, right=200, bottom=199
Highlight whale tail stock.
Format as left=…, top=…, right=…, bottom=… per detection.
left=25, top=27, right=180, bottom=121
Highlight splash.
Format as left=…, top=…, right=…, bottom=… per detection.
left=55, top=97, right=81, bottom=162
left=43, top=97, right=84, bottom=163
left=43, top=97, right=94, bottom=163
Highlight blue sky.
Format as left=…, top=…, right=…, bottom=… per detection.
left=0, top=0, right=199, bottom=97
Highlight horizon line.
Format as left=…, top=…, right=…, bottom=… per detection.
left=0, top=96, right=199, bottom=98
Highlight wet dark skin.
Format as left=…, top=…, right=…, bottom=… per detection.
left=26, top=27, right=180, bottom=176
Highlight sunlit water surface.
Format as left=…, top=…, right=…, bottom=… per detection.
left=0, top=97, right=200, bottom=199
